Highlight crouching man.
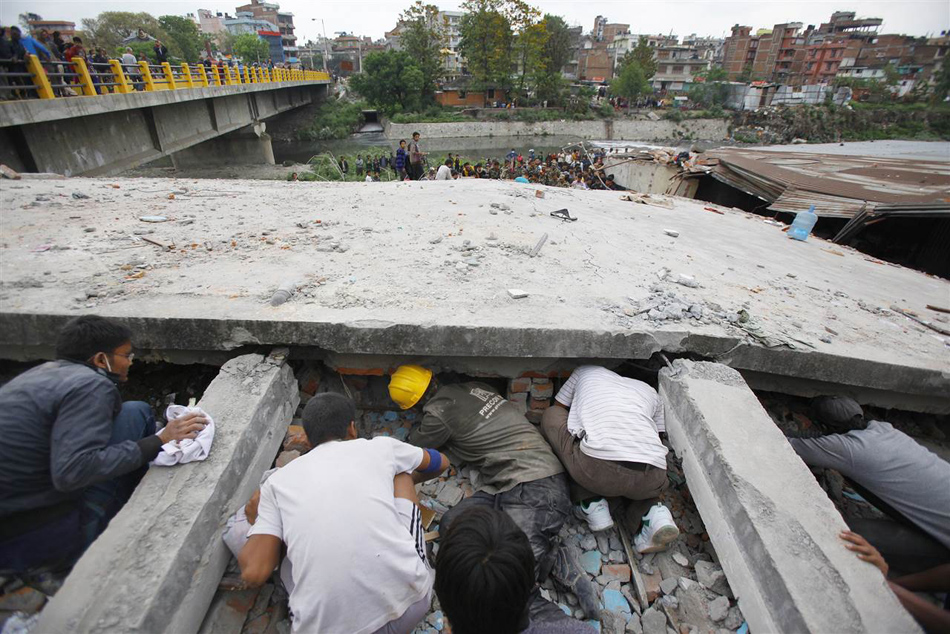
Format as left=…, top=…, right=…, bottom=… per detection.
left=0, top=316, right=208, bottom=572
left=541, top=365, right=679, bottom=553
left=238, top=392, right=450, bottom=633
left=389, top=365, right=600, bottom=621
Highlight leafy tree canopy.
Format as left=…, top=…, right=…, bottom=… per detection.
left=350, top=50, right=426, bottom=115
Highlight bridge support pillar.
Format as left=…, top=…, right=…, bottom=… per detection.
left=170, top=121, right=275, bottom=169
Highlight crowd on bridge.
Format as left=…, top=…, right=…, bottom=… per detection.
left=338, top=131, right=629, bottom=190
left=0, top=25, right=304, bottom=100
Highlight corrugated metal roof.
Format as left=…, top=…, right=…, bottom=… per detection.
left=707, top=148, right=950, bottom=216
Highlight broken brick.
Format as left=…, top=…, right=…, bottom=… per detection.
left=0, top=587, right=46, bottom=613
left=642, top=570, right=662, bottom=603
left=283, top=425, right=311, bottom=453
left=509, top=377, right=532, bottom=393
left=530, top=381, right=554, bottom=399
left=507, top=392, right=528, bottom=404
left=601, top=564, right=632, bottom=583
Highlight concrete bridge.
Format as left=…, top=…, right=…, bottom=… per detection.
left=0, top=80, right=330, bottom=176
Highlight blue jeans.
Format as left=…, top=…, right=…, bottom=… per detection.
left=0, top=401, right=155, bottom=573
left=80, top=401, right=156, bottom=547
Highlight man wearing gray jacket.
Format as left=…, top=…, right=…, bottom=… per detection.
left=0, top=316, right=207, bottom=572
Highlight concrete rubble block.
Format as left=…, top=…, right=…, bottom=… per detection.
left=601, top=564, right=632, bottom=584
left=694, top=560, right=730, bottom=597
left=38, top=352, right=299, bottom=634
left=640, top=607, right=667, bottom=634
left=297, top=365, right=321, bottom=396
left=658, top=359, right=921, bottom=634
left=530, top=397, right=551, bottom=411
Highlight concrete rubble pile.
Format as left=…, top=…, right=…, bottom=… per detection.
left=205, top=366, right=747, bottom=634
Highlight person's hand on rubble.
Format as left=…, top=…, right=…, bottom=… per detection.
left=840, top=530, right=888, bottom=576
left=158, top=411, right=209, bottom=444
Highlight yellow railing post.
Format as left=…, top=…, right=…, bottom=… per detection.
left=25, top=54, right=55, bottom=99
left=196, top=64, right=209, bottom=87
left=223, top=65, right=233, bottom=85
left=162, top=62, right=177, bottom=90
left=181, top=63, right=194, bottom=88
left=244, top=66, right=252, bottom=84
left=71, top=57, right=97, bottom=96
left=139, top=61, right=156, bottom=92
left=108, top=59, right=132, bottom=94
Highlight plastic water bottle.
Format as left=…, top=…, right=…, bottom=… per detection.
left=788, top=204, right=818, bottom=241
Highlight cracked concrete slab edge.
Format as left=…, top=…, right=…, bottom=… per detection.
left=36, top=353, right=298, bottom=634
left=659, top=359, right=921, bottom=634
left=1, top=312, right=947, bottom=406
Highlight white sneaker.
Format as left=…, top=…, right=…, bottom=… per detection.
left=576, top=498, right=614, bottom=532
left=634, top=504, right=680, bottom=553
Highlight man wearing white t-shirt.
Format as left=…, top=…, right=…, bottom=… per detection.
left=238, top=393, right=450, bottom=634
left=541, top=366, right=679, bottom=554
left=435, top=159, right=453, bottom=181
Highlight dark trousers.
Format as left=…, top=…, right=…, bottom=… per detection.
left=0, top=401, right=155, bottom=573
left=410, top=162, right=423, bottom=180
left=541, top=405, right=668, bottom=531
left=440, top=473, right=572, bottom=624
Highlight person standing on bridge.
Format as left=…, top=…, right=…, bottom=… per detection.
left=153, top=40, right=168, bottom=65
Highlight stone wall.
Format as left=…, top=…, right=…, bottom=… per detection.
left=384, top=118, right=730, bottom=142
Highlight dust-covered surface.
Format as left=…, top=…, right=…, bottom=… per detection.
left=0, top=177, right=947, bottom=387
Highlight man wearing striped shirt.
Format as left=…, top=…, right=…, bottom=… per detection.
left=541, top=366, right=679, bottom=553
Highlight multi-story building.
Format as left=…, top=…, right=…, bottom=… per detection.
left=438, top=10, right=464, bottom=79
left=652, top=45, right=712, bottom=91
left=26, top=19, right=75, bottom=38
left=223, top=12, right=284, bottom=63
left=197, top=9, right=227, bottom=35
left=561, top=25, right=583, bottom=80
left=234, top=0, right=297, bottom=63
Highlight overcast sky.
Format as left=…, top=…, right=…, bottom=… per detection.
left=3, top=0, right=947, bottom=44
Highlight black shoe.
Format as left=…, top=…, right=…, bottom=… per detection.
left=549, top=542, right=600, bottom=619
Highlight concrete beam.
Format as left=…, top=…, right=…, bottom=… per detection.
left=171, top=125, right=276, bottom=169
left=659, top=359, right=921, bottom=634
left=37, top=351, right=298, bottom=634
left=0, top=83, right=328, bottom=128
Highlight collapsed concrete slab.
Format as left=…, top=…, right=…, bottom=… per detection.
left=659, top=359, right=921, bottom=634
left=37, top=351, right=298, bottom=634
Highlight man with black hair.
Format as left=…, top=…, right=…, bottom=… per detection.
left=238, top=392, right=450, bottom=633
left=788, top=395, right=950, bottom=573
left=436, top=506, right=595, bottom=634
left=0, top=315, right=207, bottom=572
left=389, top=365, right=601, bottom=622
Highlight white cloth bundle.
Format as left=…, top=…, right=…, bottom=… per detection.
left=153, top=404, right=215, bottom=466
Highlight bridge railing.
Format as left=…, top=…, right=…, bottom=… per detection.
left=0, top=55, right=330, bottom=102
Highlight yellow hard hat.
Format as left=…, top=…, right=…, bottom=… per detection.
left=389, top=365, right=433, bottom=410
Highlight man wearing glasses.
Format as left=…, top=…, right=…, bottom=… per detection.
left=0, top=315, right=208, bottom=573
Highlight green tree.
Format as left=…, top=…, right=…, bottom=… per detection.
left=688, top=66, right=730, bottom=107
left=82, top=12, right=166, bottom=52
left=399, top=2, right=445, bottom=98
left=610, top=60, right=651, bottom=107
left=530, top=14, right=571, bottom=105
left=932, top=60, right=950, bottom=104
left=620, top=36, right=657, bottom=79
left=350, top=50, right=426, bottom=114
left=232, top=33, right=269, bottom=63
left=459, top=0, right=513, bottom=89
left=508, top=0, right=545, bottom=96
left=158, top=15, right=203, bottom=63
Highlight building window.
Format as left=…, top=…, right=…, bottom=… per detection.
left=672, top=65, right=683, bottom=74
left=458, top=90, right=466, bottom=98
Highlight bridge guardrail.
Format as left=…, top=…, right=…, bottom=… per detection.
left=0, top=55, right=330, bottom=101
